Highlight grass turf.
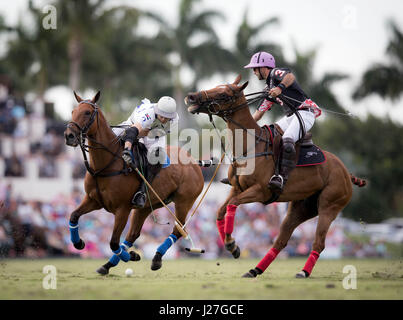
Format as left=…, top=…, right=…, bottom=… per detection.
left=0, top=257, right=402, bottom=300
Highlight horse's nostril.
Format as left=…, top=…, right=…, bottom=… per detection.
left=188, top=95, right=195, bottom=103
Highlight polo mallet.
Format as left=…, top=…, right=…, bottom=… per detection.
left=134, top=168, right=188, bottom=239
left=182, top=153, right=225, bottom=253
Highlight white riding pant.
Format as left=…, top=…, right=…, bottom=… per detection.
left=275, top=110, right=316, bottom=142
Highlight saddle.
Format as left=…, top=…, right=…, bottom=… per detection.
left=266, top=124, right=326, bottom=168
left=133, top=141, right=163, bottom=182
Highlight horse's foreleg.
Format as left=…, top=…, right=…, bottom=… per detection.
left=151, top=198, right=194, bottom=271
left=223, top=185, right=265, bottom=259
left=216, top=187, right=238, bottom=244
left=97, top=208, right=148, bottom=276
left=69, top=195, right=101, bottom=250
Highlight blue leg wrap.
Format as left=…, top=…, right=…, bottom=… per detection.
left=113, top=247, right=130, bottom=262
left=109, top=241, right=133, bottom=265
left=121, top=240, right=133, bottom=250
left=109, top=254, right=120, bottom=266
left=157, top=234, right=178, bottom=256
left=69, top=222, right=80, bottom=244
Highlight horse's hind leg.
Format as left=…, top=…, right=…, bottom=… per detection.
left=243, top=195, right=318, bottom=278
left=150, top=198, right=194, bottom=271
left=296, top=189, right=348, bottom=278
left=69, top=195, right=101, bottom=250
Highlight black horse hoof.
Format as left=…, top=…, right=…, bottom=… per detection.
left=96, top=266, right=109, bottom=276
left=231, top=245, right=241, bottom=259
left=225, top=241, right=241, bottom=259
left=130, top=251, right=141, bottom=261
left=295, top=270, right=309, bottom=278
left=242, top=270, right=257, bottom=278
left=151, top=253, right=162, bottom=271
left=73, top=239, right=85, bottom=250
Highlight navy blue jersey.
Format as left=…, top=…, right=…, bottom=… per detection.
left=266, top=68, right=309, bottom=114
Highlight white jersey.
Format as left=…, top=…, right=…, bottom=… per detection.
left=121, top=98, right=179, bottom=139
left=113, top=98, right=178, bottom=153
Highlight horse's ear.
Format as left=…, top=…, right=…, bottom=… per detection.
left=74, top=91, right=82, bottom=103
left=233, top=74, right=242, bottom=85
left=92, top=91, right=101, bottom=104
left=239, top=81, right=249, bottom=91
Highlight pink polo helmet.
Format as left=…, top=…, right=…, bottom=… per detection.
left=244, top=51, right=276, bottom=69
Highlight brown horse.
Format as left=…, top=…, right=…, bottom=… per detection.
left=64, top=92, right=204, bottom=274
left=185, top=75, right=366, bottom=278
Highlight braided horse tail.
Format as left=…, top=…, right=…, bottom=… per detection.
left=350, top=174, right=366, bottom=187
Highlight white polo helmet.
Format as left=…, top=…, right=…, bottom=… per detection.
left=154, top=96, right=177, bottom=119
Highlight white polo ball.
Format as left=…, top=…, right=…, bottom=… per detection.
left=125, top=268, right=133, bottom=276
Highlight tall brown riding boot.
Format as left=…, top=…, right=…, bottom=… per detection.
left=269, top=137, right=296, bottom=191
left=132, top=148, right=163, bottom=208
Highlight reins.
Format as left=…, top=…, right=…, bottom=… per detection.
left=67, top=101, right=130, bottom=210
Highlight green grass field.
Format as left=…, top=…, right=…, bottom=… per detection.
left=1, top=257, right=402, bottom=300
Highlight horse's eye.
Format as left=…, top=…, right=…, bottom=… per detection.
left=85, top=111, right=91, bottom=116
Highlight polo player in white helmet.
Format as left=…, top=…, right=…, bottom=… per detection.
left=112, top=96, right=178, bottom=207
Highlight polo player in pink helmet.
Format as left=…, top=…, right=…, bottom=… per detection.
left=244, top=51, right=321, bottom=191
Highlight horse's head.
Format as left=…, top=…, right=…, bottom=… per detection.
left=64, top=91, right=101, bottom=147
left=185, top=75, right=249, bottom=117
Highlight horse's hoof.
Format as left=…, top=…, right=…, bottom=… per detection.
left=225, top=241, right=240, bottom=259
left=242, top=268, right=260, bottom=278
left=130, top=251, right=141, bottom=261
left=231, top=245, right=241, bottom=259
left=96, top=266, right=109, bottom=276
left=242, top=270, right=257, bottom=278
left=151, top=253, right=162, bottom=271
left=73, top=239, right=85, bottom=250
left=296, top=270, right=309, bottom=278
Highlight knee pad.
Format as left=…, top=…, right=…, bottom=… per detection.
left=283, top=138, right=295, bottom=155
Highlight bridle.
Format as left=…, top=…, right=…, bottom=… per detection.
left=66, top=100, right=130, bottom=210
left=191, top=84, right=251, bottom=118
left=190, top=85, right=272, bottom=147
left=67, top=100, right=99, bottom=143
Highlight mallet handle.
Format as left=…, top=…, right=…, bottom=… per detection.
left=134, top=168, right=188, bottom=237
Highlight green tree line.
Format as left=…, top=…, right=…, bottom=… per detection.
left=0, top=0, right=402, bottom=222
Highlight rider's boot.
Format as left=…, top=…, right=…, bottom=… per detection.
left=132, top=180, right=147, bottom=208
left=131, top=148, right=163, bottom=209
left=269, top=137, right=296, bottom=192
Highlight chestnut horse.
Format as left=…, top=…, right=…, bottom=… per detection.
left=64, top=92, right=203, bottom=275
left=185, top=75, right=366, bottom=278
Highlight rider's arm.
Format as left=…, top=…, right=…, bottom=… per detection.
left=130, top=122, right=150, bottom=138
left=278, top=73, right=295, bottom=90
left=252, top=109, right=265, bottom=122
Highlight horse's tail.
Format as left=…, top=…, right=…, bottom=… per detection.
left=350, top=173, right=367, bottom=187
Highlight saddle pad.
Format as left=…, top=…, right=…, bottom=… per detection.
left=162, top=154, right=171, bottom=168
left=297, top=145, right=326, bottom=167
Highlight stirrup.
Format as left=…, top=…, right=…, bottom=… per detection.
left=132, top=191, right=146, bottom=208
